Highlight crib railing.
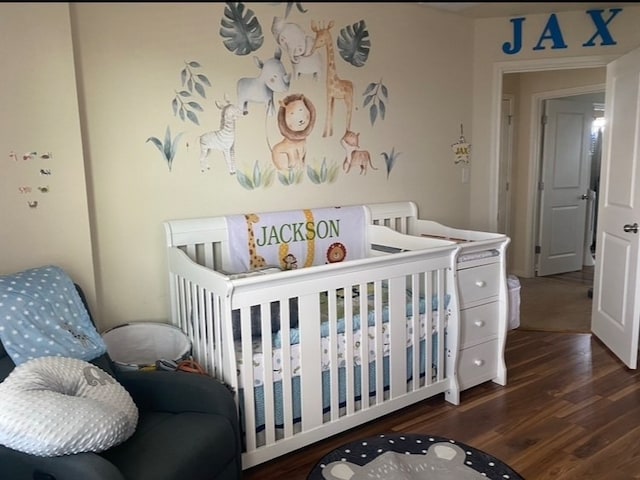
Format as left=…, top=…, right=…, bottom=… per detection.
left=166, top=241, right=460, bottom=469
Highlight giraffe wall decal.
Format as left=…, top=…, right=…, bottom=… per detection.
left=244, top=214, right=268, bottom=270
left=310, top=20, right=354, bottom=138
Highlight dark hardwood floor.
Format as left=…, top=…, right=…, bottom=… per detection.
left=242, top=330, right=640, bottom=479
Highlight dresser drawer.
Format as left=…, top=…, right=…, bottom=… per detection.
left=457, top=263, right=501, bottom=307
left=458, top=340, right=499, bottom=390
left=460, top=302, right=499, bottom=347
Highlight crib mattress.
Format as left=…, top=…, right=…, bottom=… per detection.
left=236, top=312, right=445, bottom=388
left=234, top=284, right=450, bottom=388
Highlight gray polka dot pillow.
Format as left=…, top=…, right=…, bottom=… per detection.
left=0, top=265, right=107, bottom=365
left=0, top=356, right=138, bottom=456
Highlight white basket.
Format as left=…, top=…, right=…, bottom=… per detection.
left=102, top=322, right=191, bottom=371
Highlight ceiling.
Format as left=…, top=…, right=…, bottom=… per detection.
left=419, top=3, right=634, bottom=19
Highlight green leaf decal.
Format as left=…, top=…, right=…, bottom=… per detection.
left=194, top=83, right=206, bottom=99
left=220, top=2, right=264, bottom=56
left=172, top=61, right=211, bottom=125
left=381, top=147, right=401, bottom=179
left=186, top=110, right=199, bottom=125
left=337, top=20, right=370, bottom=67
left=236, top=170, right=254, bottom=189
left=369, top=103, right=378, bottom=126
left=197, top=74, right=211, bottom=87
left=146, top=125, right=184, bottom=172
left=362, top=83, right=376, bottom=96
left=362, top=79, right=389, bottom=127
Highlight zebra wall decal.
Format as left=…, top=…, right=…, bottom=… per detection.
left=198, top=98, right=245, bottom=174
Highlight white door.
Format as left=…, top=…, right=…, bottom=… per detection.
left=537, top=99, right=593, bottom=276
left=591, top=45, right=640, bottom=369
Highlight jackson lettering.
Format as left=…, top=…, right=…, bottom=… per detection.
left=256, top=219, right=340, bottom=246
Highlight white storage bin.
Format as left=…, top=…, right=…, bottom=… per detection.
left=507, top=275, right=521, bottom=330
left=102, top=322, right=191, bottom=371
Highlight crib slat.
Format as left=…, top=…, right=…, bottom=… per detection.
left=359, top=281, right=370, bottom=411
left=202, top=242, right=215, bottom=270
left=328, top=288, right=340, bottom=421
left=260, top=303, right=276, bottom=446
left=410, top=273, right=421, bottom=391
left=299, top=293, right=323, bottom=431
left=184, top=280, right=194, bottom=347
left=239, top=306, right=257, bottom=453
left=344, top=284, right=355, bottom=416
left=398, top=216, right=409, bottom=234
left=185, top=244, right=197, bottom=262
left=280, top=298, right=294, bottom=439
left=388, top=276, right=407, bottom=398
left=373, top=280, right=384, bottom=405
left=436, top=268, right=446, bottom=382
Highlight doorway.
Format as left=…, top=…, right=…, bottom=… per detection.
left=498, top=68, right=606, bottom=280
left=490, top=48, right=640, bottom=368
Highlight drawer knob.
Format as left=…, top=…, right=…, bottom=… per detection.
left=475, top=280, right=486, bottom=287
left=473, top=359, right=485, bottom=367
left=474, top=320, right=485, bottom=327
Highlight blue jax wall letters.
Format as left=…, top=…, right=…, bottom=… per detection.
left=502, top=8, right=623, bottom=55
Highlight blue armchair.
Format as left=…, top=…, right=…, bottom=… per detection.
left=0, top=283, right=242, bottom=480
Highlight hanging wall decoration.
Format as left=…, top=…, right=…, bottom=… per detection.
left=451, top=124, right=471, bottom=165
left=9, top=150, right=54, bottom=208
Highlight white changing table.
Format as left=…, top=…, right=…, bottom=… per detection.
left=366, top=202, right=511, bottom=391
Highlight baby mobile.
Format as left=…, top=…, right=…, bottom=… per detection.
left=451, top=124, right=471, bottom=165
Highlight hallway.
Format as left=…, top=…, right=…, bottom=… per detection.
left=517, top=267, right=594, bottom=333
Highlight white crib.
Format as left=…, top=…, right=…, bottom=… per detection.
left=163, top=205, right=462, bottom=469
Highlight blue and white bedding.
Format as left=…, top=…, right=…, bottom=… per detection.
left=233, top=285, right=451, bottom=431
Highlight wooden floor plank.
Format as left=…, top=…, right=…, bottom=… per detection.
left=242, top=330, right=640, bottom=479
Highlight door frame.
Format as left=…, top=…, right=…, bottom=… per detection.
left=498, top=93, right=515, bottom=240
left=490, top=55, right=616, bottom=278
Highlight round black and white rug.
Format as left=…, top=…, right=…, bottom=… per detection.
left=308, top=433, right=524, bottom=479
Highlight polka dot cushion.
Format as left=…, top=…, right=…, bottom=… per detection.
left=0, top=356, right=138, bottom=456
left=0, top=265, right=107, bottom=365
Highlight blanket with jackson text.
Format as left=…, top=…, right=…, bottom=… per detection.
left=226, top=206, right=367, bottom=273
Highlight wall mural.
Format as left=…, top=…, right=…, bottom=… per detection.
left=146, top=2, right=402, bottom=189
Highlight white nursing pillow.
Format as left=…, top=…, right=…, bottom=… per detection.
left=0, top=356, right=138, bottom=457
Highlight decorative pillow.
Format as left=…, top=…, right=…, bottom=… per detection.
left=0, top=265, right=107, bottom=365
left=0, top=356, right=138, bottom=456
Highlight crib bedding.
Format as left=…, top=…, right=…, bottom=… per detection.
left=233, top=283, right=451, bottom=387
left=234, top=284, right=450, bottom=433
left=246, top=341, right=435, bottom=434
left=235, top=304, right=447, bottom=388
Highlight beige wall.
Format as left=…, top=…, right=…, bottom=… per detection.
left=4, top=4, right=640, bottom=331
left=69, top=3, right=474, bottom=329
left=0, top=4, right=97, bottom=312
